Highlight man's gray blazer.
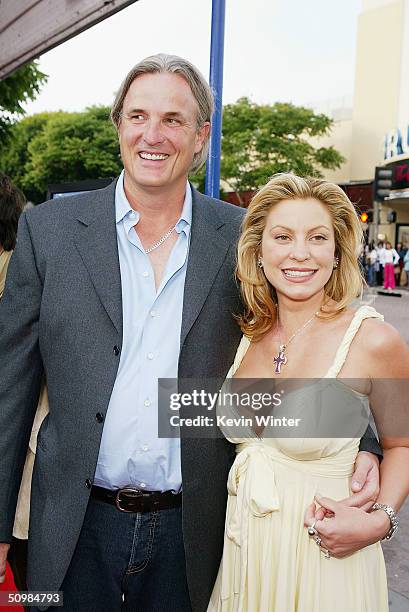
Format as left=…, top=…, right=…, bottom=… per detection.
left=0, top=180, right=245, bottom=612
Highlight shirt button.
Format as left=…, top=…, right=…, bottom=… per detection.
left=95, top=413, right=104, bottom=423
left=143, top=271, right=149, bottom=278
left=130, top=211, right=136, bottom=218
left=140, top=482, right=146, bottom=488
left=147, top=352, right=154, bottom=360
left=142, top=445, right=149, bottom=452
left=144, top=399, right=151, bottom=407
left=150, top=310, right=156, bottom=317
left=113, top=345, right=121, bottom=356
left=85, top=479, right=92, bottom=489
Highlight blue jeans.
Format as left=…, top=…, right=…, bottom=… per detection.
left=367, top=264, right=375, bottom=286
left=57, top=497, right=192, bottom=612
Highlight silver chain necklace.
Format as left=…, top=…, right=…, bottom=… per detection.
left=273, top=308, right=320, bottom=374
left=144, top=224, right=178, bottom=254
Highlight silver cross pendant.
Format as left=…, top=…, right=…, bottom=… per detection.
left=273, top=348, right=287, bottom=374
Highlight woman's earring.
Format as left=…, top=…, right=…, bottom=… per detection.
left=333, top=256, right=339, bottom=269
left=257, top=256, right=264, bottom=268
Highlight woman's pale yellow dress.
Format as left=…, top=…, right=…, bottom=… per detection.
left=208, top=305, right=389, bottom=612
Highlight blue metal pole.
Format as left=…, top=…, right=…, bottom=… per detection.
left=205, top=0, right=226, bottom=198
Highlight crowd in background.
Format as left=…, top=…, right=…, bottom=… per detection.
left=361, top=240, right=409, bottom=291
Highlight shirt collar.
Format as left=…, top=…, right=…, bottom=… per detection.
left=115, top=170, right=192, bottom=234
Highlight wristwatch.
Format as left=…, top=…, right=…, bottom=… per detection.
left=372, top=503, right=399, bottom=541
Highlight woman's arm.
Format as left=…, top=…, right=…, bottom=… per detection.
left=304, top=320, right=409, bottom=557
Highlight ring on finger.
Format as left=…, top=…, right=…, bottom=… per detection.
left=314, top=536, right=322, bottom=547
left=308, top=520, right=318, bottom=537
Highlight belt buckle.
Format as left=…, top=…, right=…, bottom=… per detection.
left=115, top=486, right=144, bottom=513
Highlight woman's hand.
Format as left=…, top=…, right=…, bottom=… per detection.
left=304, top=495, right=390, bottom=558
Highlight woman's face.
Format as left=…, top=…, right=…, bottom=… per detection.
left=260, top=197, right=336, bottom=302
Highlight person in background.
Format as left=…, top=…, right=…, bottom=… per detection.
left=0, top=173, right=25, bottom=299
left=0, top=173, right=26, bottom=597
left=404, top=248, right=409, bottom=287
left=376, top=241, right=386, bottom=286
left=366, top=241, right=378, bottom=287
left=395, top=242, right=407, bottom=287
left=383, top=241, right=400, bottom=292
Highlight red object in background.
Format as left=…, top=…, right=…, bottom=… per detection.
left=0, top=562, right=24, bottom=611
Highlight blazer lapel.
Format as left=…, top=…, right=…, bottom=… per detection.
left=180, top=188, right=231, bottom=348
left=73, top=181, right=123, bottom=335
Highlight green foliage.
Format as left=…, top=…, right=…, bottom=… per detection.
left=0, top=106, right=122, bottom=203
left=1, top=95, right=344, bottom=204
left=0, top=61, right=47, bottom=141
left=191, top=98, right=345, bottom=201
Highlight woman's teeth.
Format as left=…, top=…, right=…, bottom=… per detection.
left=283, top=270, right=315, bottom=278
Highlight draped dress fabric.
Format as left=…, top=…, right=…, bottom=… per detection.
left=208, top=306, right=389, bottom=612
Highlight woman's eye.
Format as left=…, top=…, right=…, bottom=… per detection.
left=275, top=235, right=291, bottom=241
left=311, top=235, right=327, bottom=241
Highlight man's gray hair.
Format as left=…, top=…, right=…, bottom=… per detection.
left=111, top=53, right=214, bottom=173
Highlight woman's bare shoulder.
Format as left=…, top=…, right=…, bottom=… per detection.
left=358, top=317, right=409, bottom=376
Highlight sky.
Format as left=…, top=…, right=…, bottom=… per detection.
left=22, top=0, right=362, bottom=116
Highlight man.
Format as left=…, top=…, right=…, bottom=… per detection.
left=0, top=54, right=381, bottom=611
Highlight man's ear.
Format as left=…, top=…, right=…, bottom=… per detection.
left=195, top=122, right=211, bottom=153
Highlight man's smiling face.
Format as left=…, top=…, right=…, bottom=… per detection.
left=118, top=72, right=209, bottom=193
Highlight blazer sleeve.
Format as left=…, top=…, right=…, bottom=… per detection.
left=359, top=424, right=383, bottom=460
left=0, top=212, right=44, bottom=542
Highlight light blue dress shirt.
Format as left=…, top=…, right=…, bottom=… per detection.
left=94, top=171, right=191, bottom=492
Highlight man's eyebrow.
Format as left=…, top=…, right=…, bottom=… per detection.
left=122, top=108, right=187, bottom=119
left=163, top=111, right=187, bottom=119
left=122, top=107, right=145, bottom=115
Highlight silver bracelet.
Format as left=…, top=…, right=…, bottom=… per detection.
left=372, top=503, right=399, bottom=541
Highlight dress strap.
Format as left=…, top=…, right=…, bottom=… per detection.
left=325, top=305, right=384, bottom=378
left=228, top=335, right=251, bottom=377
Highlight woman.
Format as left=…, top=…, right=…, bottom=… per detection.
left=383, top=241, right=399, bottom=292
left=208, top=174, right=409, bottom=611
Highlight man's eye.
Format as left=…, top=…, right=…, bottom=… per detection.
left=130, top=114, right=144, bottom=121
left=165, top=118, right=180, bottom=125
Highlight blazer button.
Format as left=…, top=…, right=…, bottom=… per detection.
left=113, top=345, right=121, bottom=356
left=85, top=479, right=92, bottom=489
left=95, top=412, right=104, bottom=423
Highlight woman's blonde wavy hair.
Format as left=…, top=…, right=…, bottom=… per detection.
left=237, top=173, right=364, bottom=341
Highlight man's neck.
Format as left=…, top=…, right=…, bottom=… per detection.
left=123, top=173, right=188, bottom=222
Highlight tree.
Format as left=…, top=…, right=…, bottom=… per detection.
left=0, top=106, right=122, bottom=203
left=192, top=97, right=345, bottom=203
left=0, top=61, right=47, bottom=142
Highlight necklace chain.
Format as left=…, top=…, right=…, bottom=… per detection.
left=278, top=309, right=320, bottom=352
left=273, top=307, right=321, bottom=374
left=144, top=224, right=177, bottom=254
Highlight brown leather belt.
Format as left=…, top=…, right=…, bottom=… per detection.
left=91, top=485, right=182, bottom=513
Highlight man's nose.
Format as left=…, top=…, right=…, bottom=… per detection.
left=142, top=120, right=165, bottom=146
